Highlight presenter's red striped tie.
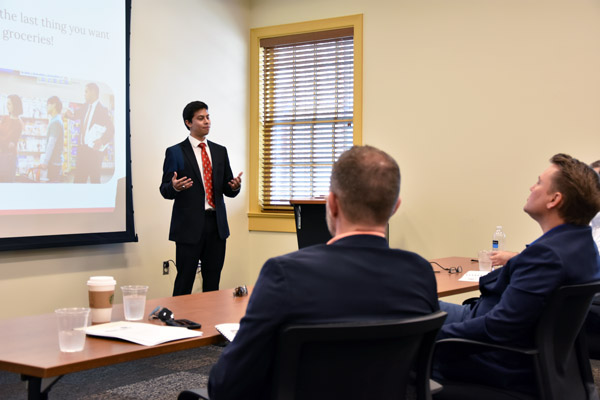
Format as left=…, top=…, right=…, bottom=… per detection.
left=199, top=143, right=215, bottom=208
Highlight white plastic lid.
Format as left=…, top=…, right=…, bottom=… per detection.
left=87, top=276, right=117, bottom=286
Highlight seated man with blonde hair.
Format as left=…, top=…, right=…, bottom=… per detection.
left=207, top=145, right=440, bottom=400
left=435, top=154, right=600, bottom=395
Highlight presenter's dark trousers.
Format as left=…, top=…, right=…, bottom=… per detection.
left=173, top=210, right=226, bottom=296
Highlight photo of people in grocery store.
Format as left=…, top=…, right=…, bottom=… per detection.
left=0, top=70, right=115, bottom=183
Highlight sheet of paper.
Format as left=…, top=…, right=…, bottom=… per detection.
left=85, top=321, right=202, bottom=346
left=215, top=323, right=239, bottom=342
left=459, top=270, right=490, bottom=282
left=85, top=124, right=107, bottom=148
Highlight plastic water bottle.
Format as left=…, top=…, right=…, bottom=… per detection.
left=492, top=226, right=506, bottom=251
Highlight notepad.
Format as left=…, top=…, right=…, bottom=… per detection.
left=459, top=270, right=490, bottom=282
left=215, top=323, right=240, bottom=342
left=85, top=321, right=202, bottom=346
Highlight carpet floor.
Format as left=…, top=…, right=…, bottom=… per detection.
left=2, top=347, right=600, bottom=399
left=0, top=345, right=224, bottom=400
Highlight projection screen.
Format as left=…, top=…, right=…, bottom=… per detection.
left=0, top=0, right=136, bottom=250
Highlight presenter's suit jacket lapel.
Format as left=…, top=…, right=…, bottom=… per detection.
left=179, top=139, right=204, bottom=199
left=206, top=140, right=232, bottom=239
left=207, top=141, right=225, bottom=203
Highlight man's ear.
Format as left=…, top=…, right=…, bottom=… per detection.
left=390, top=197, right=402, bottom=216
left=547, top=192, right=563, bottom=210
left=327, top=192, right=339, bottom=217
left=184, top=120, right=191, bottom=129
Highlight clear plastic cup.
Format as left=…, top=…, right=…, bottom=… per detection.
left=55, top=307, right=90, bottom=352
left=121, top=285, right=149, bottom=321
left=478, top=250, right=493, bottom=272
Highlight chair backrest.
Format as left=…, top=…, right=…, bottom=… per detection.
left=271, top=310, right=447, bottom=400
left=533, top=281, right=600, bottom=400
left=585, top=294, right=600, bottom=359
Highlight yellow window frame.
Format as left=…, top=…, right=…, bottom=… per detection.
left=248, top=14, right=363, bottom=232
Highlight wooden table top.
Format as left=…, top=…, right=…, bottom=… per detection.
left=0, top=288, right=250, bottom=378
left=432, top=256, right=481, bottom=297
left=0, top=257, right=480, bottom=380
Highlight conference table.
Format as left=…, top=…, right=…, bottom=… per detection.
left=0, top=257, right=479, bottom=399
left=431, top=256, right=481, bottom=297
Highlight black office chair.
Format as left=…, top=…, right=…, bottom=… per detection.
left=432, top=281, right=600, bottom=400
left=178, top=310, right=448, bottom=400
left=585, top=294, right=600, bottom=359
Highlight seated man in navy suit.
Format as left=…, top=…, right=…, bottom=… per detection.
left=207, top=145, right=440, bottom=400
left=435, top=153, right=600, bottom=394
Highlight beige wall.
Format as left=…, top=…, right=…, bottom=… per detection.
left=250, top=0, right=600, bottom=258
left=1, top=0, right=599, bottom=318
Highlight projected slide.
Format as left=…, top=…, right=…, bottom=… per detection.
left=0, top=0, right=135, bottom=247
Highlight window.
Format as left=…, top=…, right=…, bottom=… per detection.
left=249, top=15, right=363, bottom=232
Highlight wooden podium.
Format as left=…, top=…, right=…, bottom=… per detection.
left=290, top=199, right=332, bottom=249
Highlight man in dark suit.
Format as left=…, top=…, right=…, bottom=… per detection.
left=66, top=82, right=114, bottom=183
left=207, top=145, right=439, bottom=400
left=435, top=153, right=600, bottom=395
left=160, top=101, right=242, bottom=296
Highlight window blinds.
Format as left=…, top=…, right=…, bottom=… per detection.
left=259, top=28, right=354, bottom=210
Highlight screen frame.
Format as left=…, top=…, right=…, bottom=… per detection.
left=0, top=0, right=137, bottom=252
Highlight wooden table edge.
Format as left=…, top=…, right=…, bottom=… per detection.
left=0, top=335, right=226, bottom=378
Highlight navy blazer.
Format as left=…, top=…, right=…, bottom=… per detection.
left=438, top=223, right=600, bottom=392
left=159, top=138, right=238, bottom=243
left=208, top=234, right=440, bottom=400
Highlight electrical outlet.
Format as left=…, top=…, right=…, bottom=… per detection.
left=162, top=261, right=169, bottom=275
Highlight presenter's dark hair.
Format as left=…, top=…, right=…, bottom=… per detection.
left=550, top=153, right=600, bottom=225
left=182, top=101, right=209, bottom=130
left=47, top=96, right=62, bottom=113
left=8, top=94, right=23, bottom=116
left=330, top=145, right=400, bottom=225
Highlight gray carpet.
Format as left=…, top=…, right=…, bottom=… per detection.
left=2, top=348, right=600, bottom=399
left=0, top=345, right=224, bottom=400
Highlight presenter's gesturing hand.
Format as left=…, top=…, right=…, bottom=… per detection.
left=172, top=171, right=193, bottom=192
left=228, top=172, right=243, bottom=191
